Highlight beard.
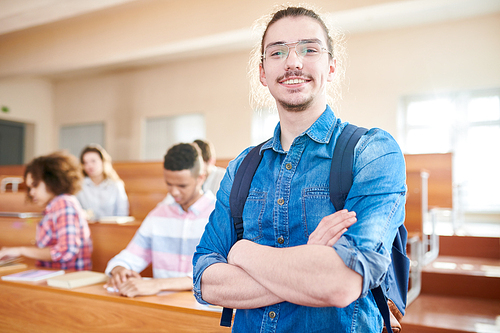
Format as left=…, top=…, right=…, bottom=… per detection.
left=275, top=70, right=315, bottom=112
left=277, top=94, right=314, bottom=112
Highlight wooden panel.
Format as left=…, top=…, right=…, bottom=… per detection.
left=0, top=192, right=42, bottom=213
left=113, top=161, right=164, bottom=179
left=0, top=280, right=229, bottom=333
left=405, top=171, right=423, bottom=236
left=405, top=153, right=453, bottom=209
left=0, top=217, right=152, bottom=277
left=438, top=235, right=500, bottom=259
left=215, top=159, right=231, bottom=169
left=88, top=222, right=154, bottom=276
left=0, top=165, right=25, bottom=177
left=402, top=294, right=500, bottom=333
left=128, top=192, right=167, bottom=221
left=123, top=178, right=168, bottom=194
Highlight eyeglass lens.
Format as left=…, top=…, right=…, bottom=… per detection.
left=265, top=42, right=325, bottom=62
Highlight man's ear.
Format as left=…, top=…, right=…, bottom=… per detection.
left=197, top=173, right=206, bottom=187
left=259, top=63, right=268, bottom=87
left=327, top=58, right=336, bottom=82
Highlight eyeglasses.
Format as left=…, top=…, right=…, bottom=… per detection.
left=262, top=40, right=332, bottom=63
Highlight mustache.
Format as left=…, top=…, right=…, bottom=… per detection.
left=277, top=70, right=313, bottom=82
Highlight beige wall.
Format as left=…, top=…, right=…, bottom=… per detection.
left=53, top=13, right=500, bottom=160
left=341, top=13, right=500, bottom=135
left=0, top=78, right=54, bottom=160
left=0, top=1, right=499, bottom=161
left=53, top=51, right=251, bottom=161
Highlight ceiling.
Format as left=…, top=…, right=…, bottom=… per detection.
left=0, top=0, right=499, bottom=77
left=1, top=0, right=500, bottom=36
left=0, top=0, right=138, bottom=35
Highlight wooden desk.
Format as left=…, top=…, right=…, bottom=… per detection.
left=0, top=216, right=153, bottom=276
left=0, top=268, right=229, bottom=332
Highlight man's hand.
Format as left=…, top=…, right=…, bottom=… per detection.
left=105, top=266, right=141, bottom=291
left=307, top=209, right=356, bottom=246
left=115, top=277, right=161, bottom=297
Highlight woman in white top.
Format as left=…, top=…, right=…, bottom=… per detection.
left=76, top=144, right=129, bottom=221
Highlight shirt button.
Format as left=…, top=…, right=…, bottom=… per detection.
left=277, top=236, right=284, bottom=244
left=285, top=163, right=292, bottom=170
left=277, top=198, right=284, bottom=205
left=269, top=311, right=276, bottom=319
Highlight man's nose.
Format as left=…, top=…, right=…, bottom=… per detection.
left=170, top=187, right=179, bottom=196
left=284, top=46, right=303, bottom=70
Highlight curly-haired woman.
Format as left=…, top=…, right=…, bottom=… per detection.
left=0, top=151, right=92, bottom=271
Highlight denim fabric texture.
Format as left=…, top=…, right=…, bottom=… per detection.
left=193, top=105, right=407, bottom=333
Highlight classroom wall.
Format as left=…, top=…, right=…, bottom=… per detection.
left=0, top=78, right=54, bottom=160
left=341, top=13, right=500, bottom=135
left=52, top=13, right=500, bottom=160
left=0, top=1, right=499, bottom=161
left=53, top=52, right=251, bottom=161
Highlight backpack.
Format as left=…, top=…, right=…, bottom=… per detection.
left=221, top=124, right=410, bottom=333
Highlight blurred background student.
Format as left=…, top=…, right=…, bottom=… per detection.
left=193, top=139, right=226, bottom=196
left=77, top=144, right=129, bottom=221
left=0, top=151, right=92, bottom=270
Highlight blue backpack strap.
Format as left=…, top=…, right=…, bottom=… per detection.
left=331, top=125, right=409, bottom=333
left=220, top=140, right=267, bottom=327
left=230, top=141, right=267, bottom=240
left=330, top=124, right=368, bottom=211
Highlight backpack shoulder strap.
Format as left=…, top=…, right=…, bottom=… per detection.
left=330, top=124, right=368, bottom=210
left=229, top=140, right=267, bottom=240
left=221, top=140, right=267, bottom=327
left=330, top=125, right=400, bottom=333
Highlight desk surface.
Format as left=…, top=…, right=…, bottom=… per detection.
left=0, top=267, right=230, bottom=333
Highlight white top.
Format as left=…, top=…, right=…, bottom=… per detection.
left=76, top=177, right=129, bottom=220
left=203, top=165, right=226, bottom=196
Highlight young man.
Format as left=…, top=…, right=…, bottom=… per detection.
left=193, top=6, right=406, bottom=332
left=193, top=139, right=226, bottom=196
left=105, top=143, right=216, bottom=297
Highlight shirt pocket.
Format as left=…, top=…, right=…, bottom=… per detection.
left=301, top=187, right=333, bottom=238
left=242, top=190, right=267, bottom=241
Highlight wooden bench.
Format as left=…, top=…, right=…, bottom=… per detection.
left=404, top=153, right=453, bottom=238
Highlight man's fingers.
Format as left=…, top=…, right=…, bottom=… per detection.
left=308, top=210, right=357, bottom=246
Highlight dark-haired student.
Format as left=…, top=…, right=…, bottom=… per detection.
left=0, top=151, right=93, bottom=271
left=104, top=143, right=215, bottom=297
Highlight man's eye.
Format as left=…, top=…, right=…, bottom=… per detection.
left=270, top=49, right=285, bottom=57
left=301, top=47, right=319, bottom=55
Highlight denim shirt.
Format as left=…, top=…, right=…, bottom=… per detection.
left=193, top=106, right=407, bottom=333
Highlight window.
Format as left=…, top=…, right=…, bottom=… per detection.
left=143, top=114, right=205, bottom=160
left=60, top=123, right=104, bottom=157
left=401, top=89, right=500, bottom=213
left=252, top=109, right=279, bottom=145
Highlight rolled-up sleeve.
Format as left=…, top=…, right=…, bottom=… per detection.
left=192, top=150, right=249, bottom=305
left=192, top=252, right=228, bottom=304
left=334, top=129, right=407, bottom=297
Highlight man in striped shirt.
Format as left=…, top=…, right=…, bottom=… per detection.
left=105, top=143, right=216, bottom=297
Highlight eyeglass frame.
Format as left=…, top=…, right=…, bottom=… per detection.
left=261, top=39, right=333, bottom=62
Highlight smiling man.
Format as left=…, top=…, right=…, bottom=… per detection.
left=193, top=5, right=407, bottom=333
left=105, top=143, right=215, bottom=297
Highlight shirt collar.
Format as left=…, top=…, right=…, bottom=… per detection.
left=261, top=105, right=337, bottom=153
left=166, top=191, right=215, bottom=216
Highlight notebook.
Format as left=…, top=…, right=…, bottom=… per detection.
left=47, top=271, right=108, bottom=289
left=1, top=269, right=65, bottom=281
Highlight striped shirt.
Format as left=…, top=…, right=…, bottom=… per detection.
left=37, top=194, right=93, bottom=271
left=105, top=191, right=215, bottom=278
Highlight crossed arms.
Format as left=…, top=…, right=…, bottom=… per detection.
left=200, top=209, right=362, bottom=309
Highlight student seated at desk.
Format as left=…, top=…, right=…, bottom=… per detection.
left=0, top=152, right=92, bottom=270
left=77, top=144, right=129, bottom=221
left=104, top=143, right=215, bottom=297
left=193, top=139, right=226, bottom=196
